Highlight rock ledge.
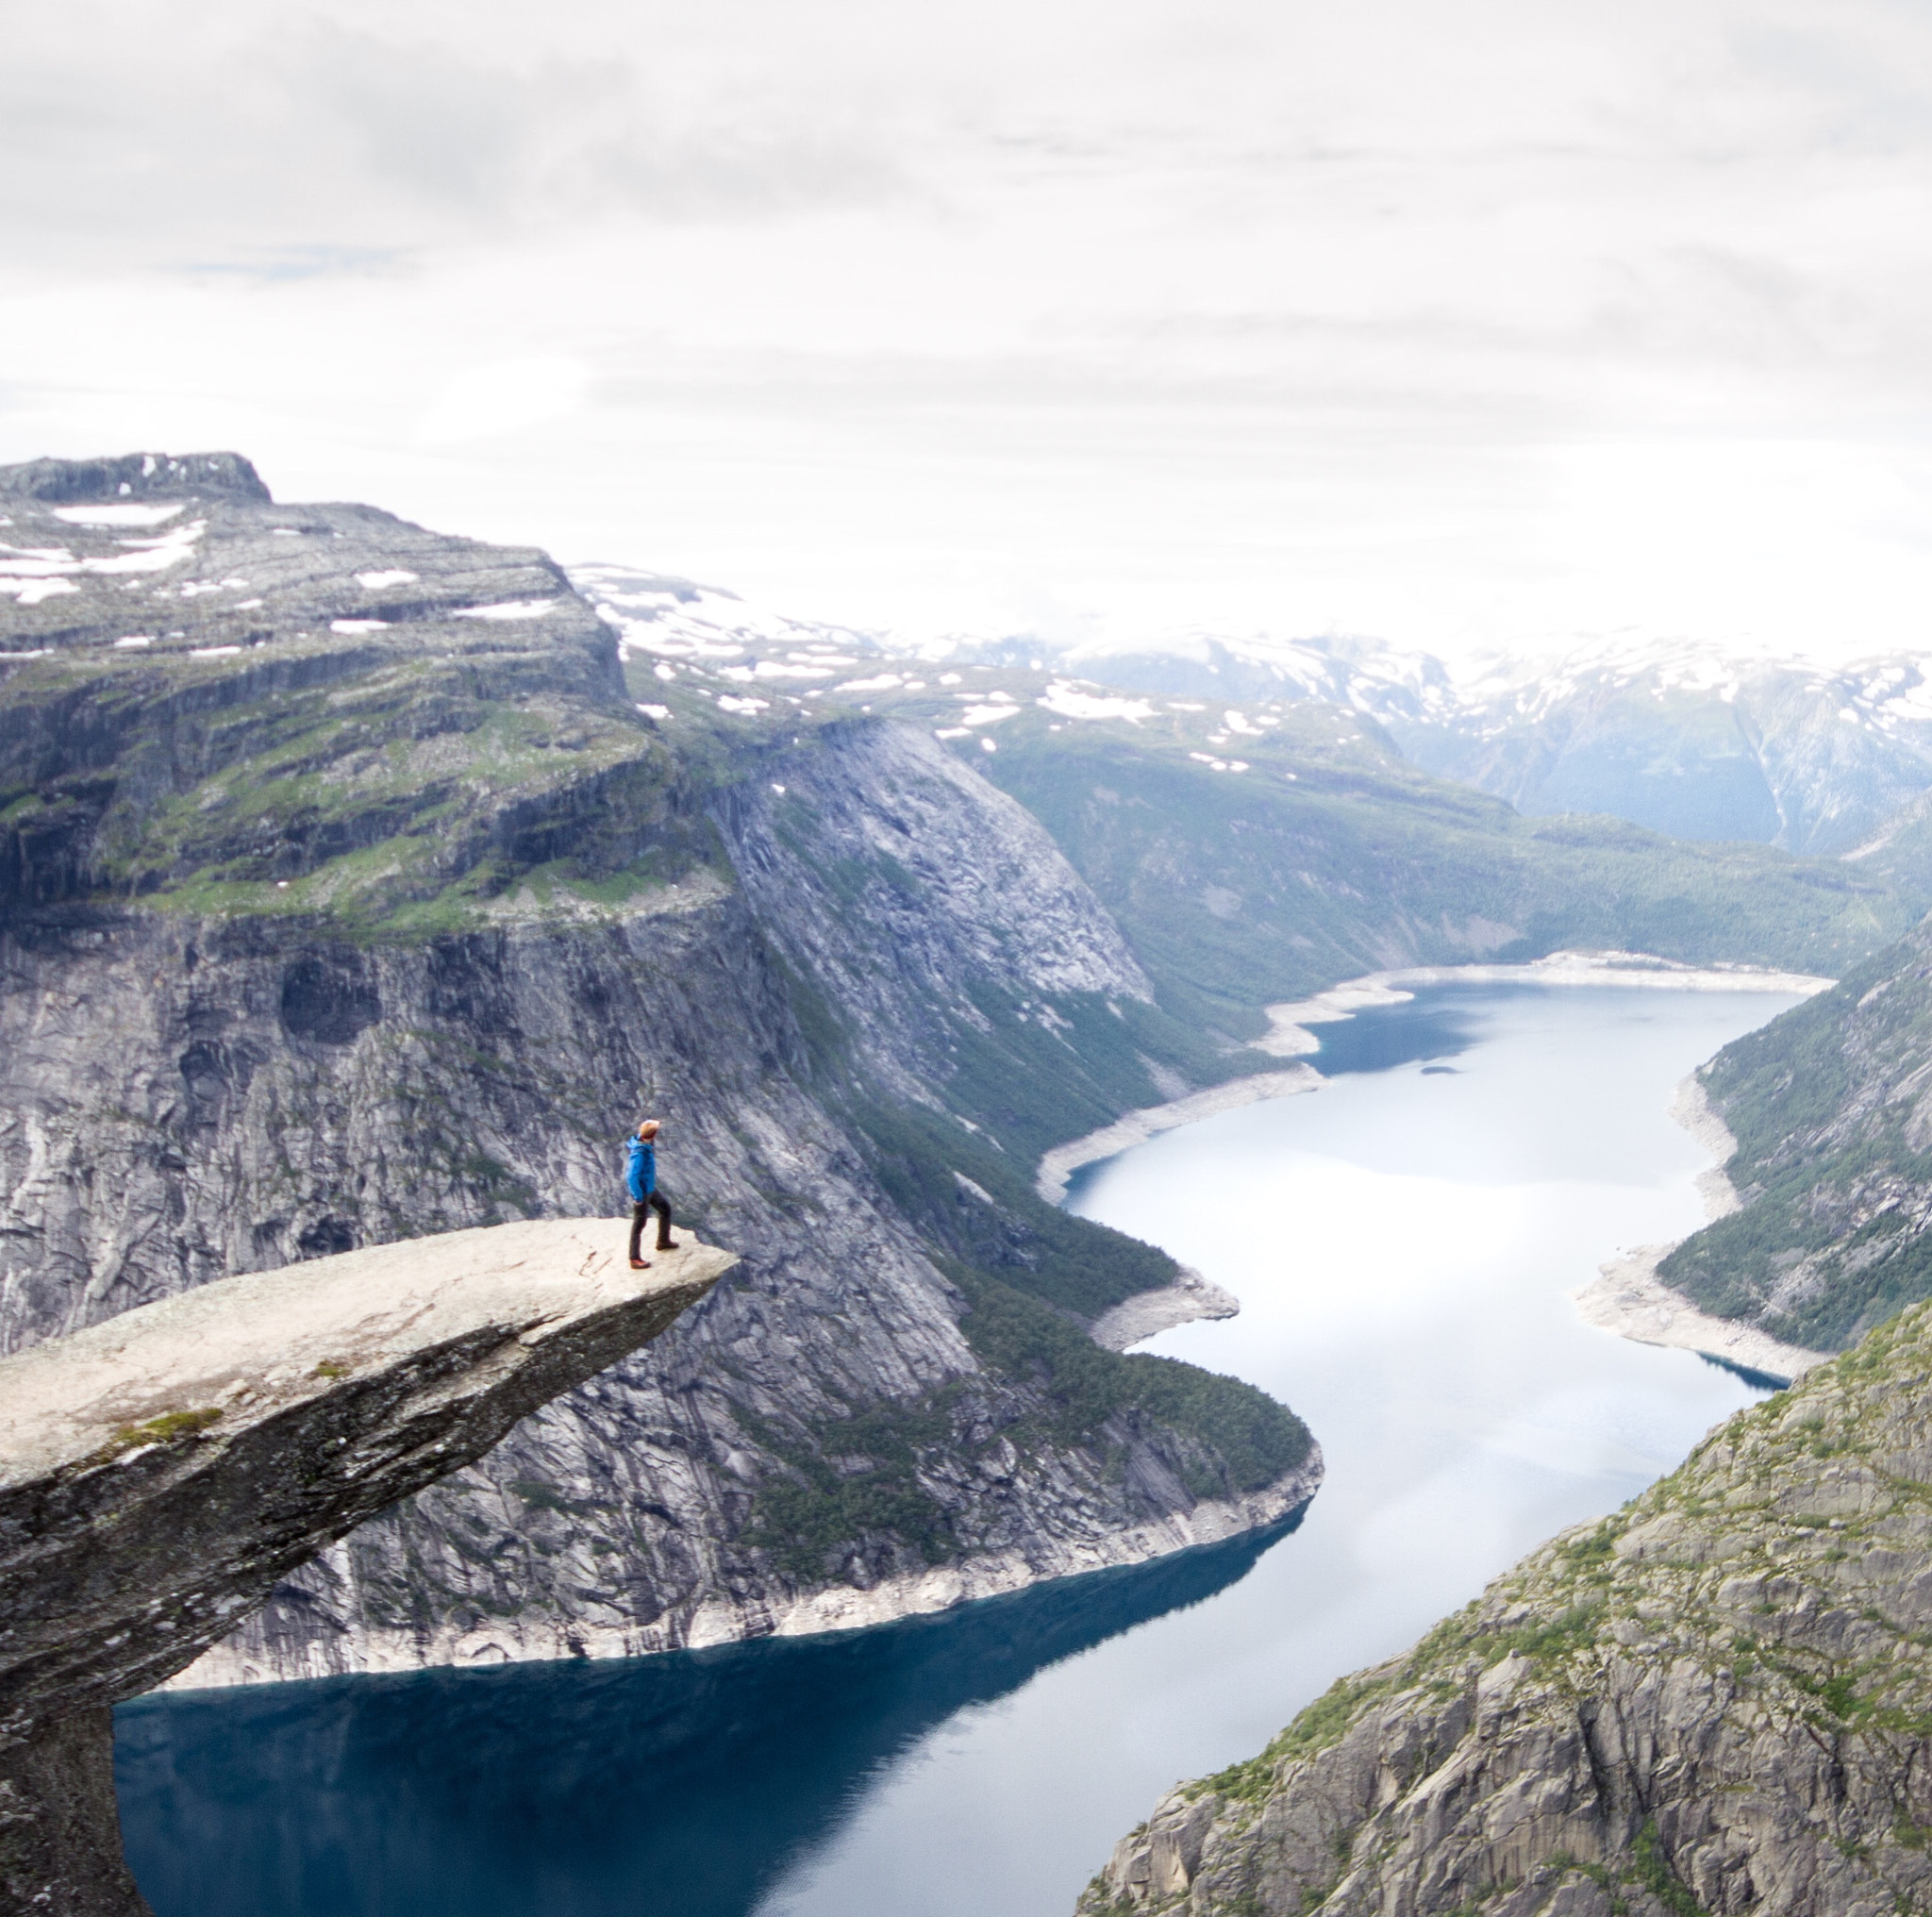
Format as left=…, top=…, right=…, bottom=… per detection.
left=0, top=1218, right=732, bottom=1916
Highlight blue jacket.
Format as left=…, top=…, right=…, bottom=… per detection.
left=625, top=1136, right=657, bottom=1203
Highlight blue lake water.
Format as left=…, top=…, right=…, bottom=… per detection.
left=117, top=982, right=1797, bottom=1917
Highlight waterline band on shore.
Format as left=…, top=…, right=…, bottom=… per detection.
left=1574, top=1073, right=1834, bottom=1385
left=1038, top=951, right=1835, bottom=1206
left=1034, top=1069, right=1321, bottom=1204
left=1088, top=1268, right=1241, bottom=1352
left=168, top=1450, right=1325, bottom=1687
left=1257, top=949, right=1834, bottom=1057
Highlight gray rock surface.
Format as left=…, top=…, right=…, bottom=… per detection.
left=1079, top=1300, right=1932, bottom=1917
left=0, top=1218, right=731, bottom=1917
left=1, top=451, right=1320, bottom=1689
left=1089, top=1270, right=1241, bottom=1353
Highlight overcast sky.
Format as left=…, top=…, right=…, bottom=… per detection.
left=8, top=0, right=1932, bottom=661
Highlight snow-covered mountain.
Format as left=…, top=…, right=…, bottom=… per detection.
left=567, top=564, right=1932, bottom=857
left=1395, top=638, right=1932, bottom=856
left=987, top=625, right=1932, bottom=855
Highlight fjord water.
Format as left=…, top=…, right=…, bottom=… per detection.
left=118, top=984, right=1793, bottom=1917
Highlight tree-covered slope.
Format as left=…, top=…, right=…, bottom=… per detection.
left=1081, top=1298, right=1932, bottom=1917
left=1658, top=914, right=1932, bottom=1351
left=983, top=725, right=1907, bottom=1036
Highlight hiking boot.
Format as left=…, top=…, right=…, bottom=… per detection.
left=629, top=1257, right=652, bottom=1270
left=657, top=1237, right=679, bottom=1252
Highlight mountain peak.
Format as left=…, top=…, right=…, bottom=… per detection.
left=0, top=450, right=272, bottom=505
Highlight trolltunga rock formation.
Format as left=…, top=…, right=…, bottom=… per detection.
left=0, top=1218, right=735, bottom=1917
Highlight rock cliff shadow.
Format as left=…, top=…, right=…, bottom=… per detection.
left=116, top=1512, right=1303, bottom=1917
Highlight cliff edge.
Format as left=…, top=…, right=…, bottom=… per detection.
left=0, top=1219, right=733, bottom=1917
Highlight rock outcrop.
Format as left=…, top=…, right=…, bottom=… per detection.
left=0, top=1219, right=733, bottom=1917
left=1081, top=1297, right=1932, bottom=1917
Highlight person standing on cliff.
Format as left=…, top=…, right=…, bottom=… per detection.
left=625, top=1120, right=678, bottom=1269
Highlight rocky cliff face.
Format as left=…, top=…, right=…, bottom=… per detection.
left=1082, top=1298, right=1932, bottom=1917
left=0, top=452, right=1317, bottom=1686
left=1658, top=914, right=1932, bottom=1353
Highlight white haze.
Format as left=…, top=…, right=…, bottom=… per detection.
left=6, top=0, right=1932, bottom=663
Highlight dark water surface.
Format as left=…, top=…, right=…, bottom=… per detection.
left=118, top=983, right=1798, bottom=1917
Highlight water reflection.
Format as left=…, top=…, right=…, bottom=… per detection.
left=117, top=1512, right=1303, bottom=1917
left=1301, top=992, right=1490, bottom=1076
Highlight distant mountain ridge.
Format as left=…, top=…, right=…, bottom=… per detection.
left=568, top=567, right=1932, bottom=858
left=1005, top=635, right=1932, bottom=859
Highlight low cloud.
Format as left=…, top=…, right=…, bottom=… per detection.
left=10, top=1, right=1932, bottom=658
left=0, top=6, right=910, bottom=272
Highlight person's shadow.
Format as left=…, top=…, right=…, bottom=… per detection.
left=117, top=1512, right=1303, bottom=1917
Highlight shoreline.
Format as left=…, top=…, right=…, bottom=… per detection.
left=1039, top=949, right=1832, bottom=1202
left=1036, top=947, right=1835, bottom=1384
left=1034, top=1067, right=1321, bottom=1203
left=1257, top=948, right=1833, bottom=1057
left=1572, top=1074, right=1834, bottom=1386
left=1088, top=1267, right=1241, bottom=1352
left=166, top=1449, right=1325, bottom=1690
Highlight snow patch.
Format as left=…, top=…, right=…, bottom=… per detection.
left=85, top=521, right=207, bottom=575
left=1039, top=680, right=1158, bottom=725
left=721, top=660, right=835, bottom=682
left=452, top=599, right=558, bottom=621
left=52, top=504, right=185, bottom=528
left=0, top=579, right=80, bottom=604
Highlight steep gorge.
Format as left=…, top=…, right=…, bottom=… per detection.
left=7, top=449, right=1922, bottom=1692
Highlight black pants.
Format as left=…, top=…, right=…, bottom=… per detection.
left=628, top=1193, right=674, bottom=1260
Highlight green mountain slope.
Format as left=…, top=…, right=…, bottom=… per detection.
left=1660, top=915, right=1932, bottom=1351
left=1081, top=1298, right=1932, bottom=1917
left=593, top=624, right=1919, bottom=1042
left=980, top=724, right=1907, bottom=1035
